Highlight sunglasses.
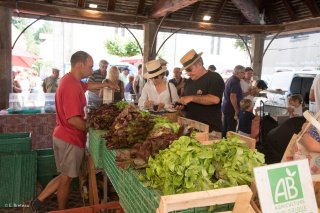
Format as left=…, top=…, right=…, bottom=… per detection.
left=151, top=75, right=161, bottom=79
left=186, top=67, right=193, bottom=72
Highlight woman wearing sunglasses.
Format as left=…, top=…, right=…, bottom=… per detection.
left=138, top=59, right=179, bottom=112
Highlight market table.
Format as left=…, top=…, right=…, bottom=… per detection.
left=88, top=128, right=233, bottom=213
left=0, top=113, right=56, bottom=149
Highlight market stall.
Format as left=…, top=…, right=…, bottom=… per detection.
left=87, top=103, right=265, bottom=212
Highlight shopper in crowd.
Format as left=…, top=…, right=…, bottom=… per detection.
left=119, top=67, right=129, bottom=86
left=99, top=66, right=124, bottom=103
left=208, top=64, right=216, bottom=72
left=159, top=57, right=169, bottom=78
left=237, top=99, right=257, bottom=137
left=133, top=64, right=143, bottom=98
left=178, top=49, right=225, bottom=140
left=221, top=65, right=245, bottom=138
left=169, top=67, right=185, bottom=97
left=138, top=59, right=179, bottom=112
left=240, top=67, right=256, bottom=101
left=87, top=59, right=108, bottom=106
left=12, top=70, right=22, bottom=93
left=42, top=68, right=60, bottom=93
left=288, top=94, right=303, bottom=117
left=30, top=51, right=119, bottom=212
left=30, top=70, right=43, bottom=93
left=125, top=75, right=135, bottom=94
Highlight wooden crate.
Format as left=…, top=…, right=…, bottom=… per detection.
left=199, top=131, right=256, bottom=149
left=177, top=116, right=209, bottom=141
left=156, top=185, right=255, bottom=213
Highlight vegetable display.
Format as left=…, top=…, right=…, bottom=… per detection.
left=115, top=118, right=180, bottom=169
left=104, top=105, right=154, bottom=149
left=139, top=136, right=265, bottom=195
left=87, top=101, right=128, bottom=130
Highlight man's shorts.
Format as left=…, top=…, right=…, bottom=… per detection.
left=53, top=136, right=84, bottom=178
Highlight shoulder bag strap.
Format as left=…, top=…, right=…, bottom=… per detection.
left=168, top=82, right=172, bottom=103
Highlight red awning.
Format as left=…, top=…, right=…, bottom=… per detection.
left=12, top=48, right=38, bottom=68
left=120, top=54, right=143, bottom=64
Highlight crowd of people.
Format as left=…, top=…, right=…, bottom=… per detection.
left=12, top=67, right=60, bottom=94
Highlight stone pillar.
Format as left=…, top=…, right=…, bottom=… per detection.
left=0, top=6, right=12, bottom=110
left=251, top=33, right=265, bottom=80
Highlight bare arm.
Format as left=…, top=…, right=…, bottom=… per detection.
left=301, top=133, right=320, bottom=153
left=133, top=79, right=138, bottom=94
left=88, top=81, right=119, bottom=90
left=230, top=93, right=239, bottom=116
left=310, top=88, right=315, bottom=102
left=180, top=94, right=220, bottom=105
left=68, top=116, right=87, bottom=133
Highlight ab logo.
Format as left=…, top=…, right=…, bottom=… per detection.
left=268, top=165, right=303, bottom=204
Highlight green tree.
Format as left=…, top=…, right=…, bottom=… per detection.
left=105, top=37, right=141, bottom=57
left=234, top=37, right=252, bottom=52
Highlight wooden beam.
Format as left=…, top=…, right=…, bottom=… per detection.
left=77, top=0, right=85, bottom=8
left=281, top=0, right=296, bottom=20
left=303, top=0, right=320, bottom=17
left=107, top=0, right=116, bottom=11
left=0, top=1, right=147, bottom=25
left=283, top=16, right=320, bottom=32
left=150, top=0, right=199, bottom=19
left=190, top=1, right=202, bottom=21
left=136, top=0, right=145, bottom=15
left=213, top=0, right=228, bottom=23
left=46, top=0, right=53, bottom=3
left=264, top=2, right=280, bottom=24
left=231, top=0, right=260, bottom=24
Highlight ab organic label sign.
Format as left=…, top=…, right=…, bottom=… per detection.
left=254, top=159, right=318, bottom=213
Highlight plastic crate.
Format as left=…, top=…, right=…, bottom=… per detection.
left=48, top=202, right=124, bottom=213
left=0, top=151, right=37, bottom=207
left=0, top=132, right=32, bottom=152
left=88, top=128, right=106, bottom=168
left=36, top=149, right=59, bottom=187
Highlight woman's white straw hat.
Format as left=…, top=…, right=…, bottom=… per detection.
left=144, top=59, right=167, bottom=79
left=180, top=49, right=203, bottom=71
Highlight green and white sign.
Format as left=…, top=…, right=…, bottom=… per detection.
left=254, top=159, right=318, bottom=213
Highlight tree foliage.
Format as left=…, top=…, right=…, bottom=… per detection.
left=234, top=37, right=252, bottom=52
left=105, top=38, right=140, bottom=57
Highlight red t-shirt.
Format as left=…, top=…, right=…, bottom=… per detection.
left=53, top=73, right=88, bottom=148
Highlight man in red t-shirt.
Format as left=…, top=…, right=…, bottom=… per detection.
left=30, top=51, right=119, bottom=211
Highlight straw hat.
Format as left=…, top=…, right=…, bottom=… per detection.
left=158, top=57, right=168, bottom=65
left=144, top=59, right=167, bottom=79
left=180, top=49, right=203, bottom=71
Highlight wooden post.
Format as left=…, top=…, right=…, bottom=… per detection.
left=0, top=6, right=12, bottom=110
left=251, top=33, right=265, bottom=80
left=143, top=20, right=158, bottom=76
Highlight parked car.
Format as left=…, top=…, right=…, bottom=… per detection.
left=257, top=70, right=318, bottom=116
left=108, top=62, right=138, bottom=76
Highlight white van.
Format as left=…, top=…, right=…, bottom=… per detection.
left=259, top=71, right=318, bottom=115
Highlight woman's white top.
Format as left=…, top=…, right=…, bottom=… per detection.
left=138, top=80, right=179, bottom=111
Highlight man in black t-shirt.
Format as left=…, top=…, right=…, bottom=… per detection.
left=178, top=49, right=225, bottom=139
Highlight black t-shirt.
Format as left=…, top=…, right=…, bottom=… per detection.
left=183, top=71, right=225, bottom=132
left=238, top=110, right=255, bottom=134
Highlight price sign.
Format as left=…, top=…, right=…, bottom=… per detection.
left=254, top=159, right=318, bottom=213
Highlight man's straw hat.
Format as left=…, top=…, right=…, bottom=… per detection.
left=180, top=49, right=203, bottom=71
left=143, top=59, right=166, bottom=79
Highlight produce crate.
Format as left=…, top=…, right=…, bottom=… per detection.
left=157, top=185, right=255, bottom=213
left=48, top=202, right=124, bottom=213
left=36, top=149, right=59, bottom=187
left=0, top=151, right=37, bottom=207
left=177, top=117, right=209, bottom=141
left=0, top=132, right=32, bottom=152
left=88, top=128, right=106, bottom=168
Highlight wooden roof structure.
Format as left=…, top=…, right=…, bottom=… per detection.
left=1, top=0, right=320, bottom=36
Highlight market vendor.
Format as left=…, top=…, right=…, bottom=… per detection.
left=138, top=59, right=179, bottom=112
left=178, top=49, right=225, bottom=139
left=30, top=51, right=119, bottom=211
